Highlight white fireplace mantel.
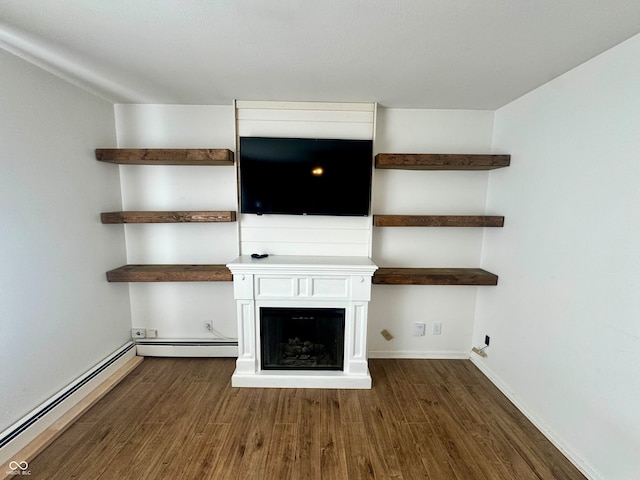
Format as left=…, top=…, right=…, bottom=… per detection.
left=227, top=255, right=378, bottom=388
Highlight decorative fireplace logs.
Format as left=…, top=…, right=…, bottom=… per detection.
left=279, top=337, right=332, bottom=367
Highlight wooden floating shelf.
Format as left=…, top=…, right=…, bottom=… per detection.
left=105, top=265, right=497, bottom=286
left=101, top=211, right=237, bottom=224
left=375, top=153, right=510, bottom=170
left=95, top=148, right=234, bottom=166
left=373, top=215, right=504, bottom=227
left=106, top=265, right=232, bottom=282
left=373, top=268, right=498, bottom=286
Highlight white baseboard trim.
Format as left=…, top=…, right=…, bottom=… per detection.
left=469, top=356, right=598, bottom=480
left=135, top=340, right=238, bottom=357
left=0, top=342, right=141, bottom=478
left=367, top=350, right=470, bottom=359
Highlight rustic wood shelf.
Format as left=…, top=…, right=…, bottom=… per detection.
left=375, top=153, right=510, bottom=170
left=373, top=215, right=504, bottom=227
left=95, top=148, right=234, bottom=165
left=373, top=268, right=498, bottom=286
left=106, top=265, right=232, bottom=282
left=101, top=211, right=237, bottom=224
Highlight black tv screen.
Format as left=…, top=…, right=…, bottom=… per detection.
left=239, top=137, right=373, bottom=216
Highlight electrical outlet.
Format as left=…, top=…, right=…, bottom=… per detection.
left=413, top=322, right=426, bottom=336
left=131, top=328, right=146, bottom=339
left=432, top=322, right=442, bottom=335
left=147, top=329, right=158, bottom=338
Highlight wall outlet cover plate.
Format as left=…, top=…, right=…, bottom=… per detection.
left=413, top=323, right=426, bottom=336
left=131, top=328, right=146, bottom=339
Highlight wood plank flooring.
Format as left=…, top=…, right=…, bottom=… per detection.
left=29, top=358, right=586, bottom=479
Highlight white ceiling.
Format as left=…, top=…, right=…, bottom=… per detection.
left=1, top=0, right=640, bottom=109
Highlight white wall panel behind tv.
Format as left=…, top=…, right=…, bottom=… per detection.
left=241, top=220, right=369, bottom=244
left=235, top=100, right=375, bottom=140
left=239, top=214, right=371, bottom=257
left=235, top=101, right=376, bottom=257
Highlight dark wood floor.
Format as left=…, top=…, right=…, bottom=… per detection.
left=30, top=358, right=585, bottom=479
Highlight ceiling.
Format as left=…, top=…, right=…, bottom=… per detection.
left=1, top=0, right=640, bottom=110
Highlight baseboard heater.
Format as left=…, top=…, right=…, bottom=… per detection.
left=135, top=340, right=238, bottom=346
left=0, top=342, right=135, bottom=450
left=134, top=340, right=238, bottom=357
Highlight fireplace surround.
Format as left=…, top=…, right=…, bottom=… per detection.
left=227, top=255, right=378, bottom=388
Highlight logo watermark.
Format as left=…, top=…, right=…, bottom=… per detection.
left=7, top=460, right=31, bottom=476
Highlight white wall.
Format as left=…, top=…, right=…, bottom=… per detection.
left=368, top=108, right=496, bottom=357
left=475, top=33, right=640, bottom=479
left=0, top=49, right=130, bottom=433
left=115, top=104, right=238, bottom=340
left=115, top=104, right=497, bottom=356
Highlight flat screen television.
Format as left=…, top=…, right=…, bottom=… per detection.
left=239, top=136, right=373, bottom=216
